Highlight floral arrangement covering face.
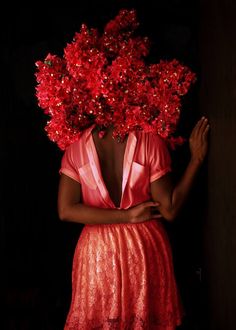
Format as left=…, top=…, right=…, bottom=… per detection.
left=35, top=9, right=196, bottom=150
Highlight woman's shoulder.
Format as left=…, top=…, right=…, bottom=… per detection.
left=65, top=137, right=81, bottom=151
left=136, top=130, right=167, bottom=145
left=66, top=125, right=92, bottom=150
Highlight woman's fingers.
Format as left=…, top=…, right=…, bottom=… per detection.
left=190, top=119, right=201, bottom=138
left=189, top=116, right=210, bottom=162
left=202, top=123, right=210, bottom=141
left=145, top=201, right=160, bottom=208
left=190, top=117, right=204, bottom=139
left=196, top=117, right=208, bottom=136
left=150, top=207, right=162, bottom=218
left=199, top=119, right=209, bottom=141
left=200, top=118, right=208, bottom=131
left=192, top=117, right=209, bottom=140
left=153, top=214, right=163, bottom=218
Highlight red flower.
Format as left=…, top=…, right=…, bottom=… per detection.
left=35, top=9, right=196, bottom=150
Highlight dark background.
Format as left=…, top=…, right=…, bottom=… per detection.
left=2, top=1, right=236, bottom=329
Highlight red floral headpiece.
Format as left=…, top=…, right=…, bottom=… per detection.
left=35, top=9, right=196, bottom=150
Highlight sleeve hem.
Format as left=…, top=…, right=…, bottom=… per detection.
left=150, top=167, right=172, bottom=183
left=59, top=168, right=81, bottom=183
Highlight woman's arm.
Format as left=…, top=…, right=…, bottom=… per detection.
left=150, top=117, right=210, bottom=222
left=58, top=174, right=161, bottom=225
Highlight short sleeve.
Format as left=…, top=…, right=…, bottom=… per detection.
left=59, top=144, right=81, bottom=183
left=148, top=133, right=172, bottom=182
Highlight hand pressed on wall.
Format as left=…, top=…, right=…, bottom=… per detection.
left=189, top=116, right=210, bottom=164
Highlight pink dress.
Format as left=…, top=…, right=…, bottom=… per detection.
left=59, top=124, right=185, bottom=329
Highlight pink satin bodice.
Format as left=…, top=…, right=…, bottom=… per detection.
left=59, top=124, right=172, bottom=210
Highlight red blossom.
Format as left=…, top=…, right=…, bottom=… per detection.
left=35, top=9, right=196, bottom=150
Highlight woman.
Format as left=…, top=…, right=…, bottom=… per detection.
left=57, top=116, right=210, bottom=329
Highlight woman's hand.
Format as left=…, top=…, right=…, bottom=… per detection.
left=189, top=116, right=210, bottom=164
left=127, top=200, right=162, bottom=224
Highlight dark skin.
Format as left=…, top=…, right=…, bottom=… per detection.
left=58, top=117, right=210, bottom=224
left=91, top=125, right=128, bottom=208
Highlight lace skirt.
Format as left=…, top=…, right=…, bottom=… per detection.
left=64, top=219, right=185, bottom=330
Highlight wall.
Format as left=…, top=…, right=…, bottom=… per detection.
left=199, top=1, right=236, bottom=329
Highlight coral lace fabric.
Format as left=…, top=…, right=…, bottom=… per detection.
left=59, top=124, right=185, bottom=329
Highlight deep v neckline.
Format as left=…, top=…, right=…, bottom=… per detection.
left=90, top=127, right=130, bottom=209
